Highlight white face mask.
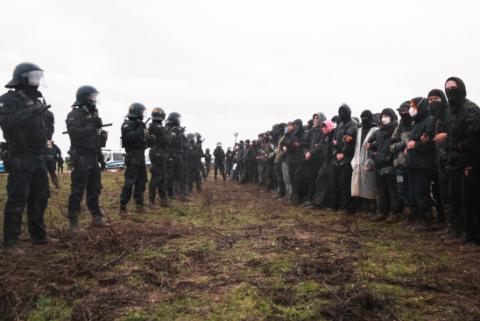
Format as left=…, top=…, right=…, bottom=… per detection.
left=409, top=107, right=418, bottom=118
left=381, top=116, right=391, bottom=125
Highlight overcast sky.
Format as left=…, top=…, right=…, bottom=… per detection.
left=1, top=0, right=480, bottom=153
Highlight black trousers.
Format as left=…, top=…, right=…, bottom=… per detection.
left=167, top=154, right=186, bottom=198
left=450, top=168, right=480, bottom=242
left=288, top=161, right=300, bottom=201
left=45, top=156, right=58, bottom=187
left=214, top=162, right=226, bottom=181
left=3, top=155, right=49, bottom=246
left=120, top=153, right=147, bottom=206
left=313, top=162, right=331, bottom=207
left=148, top=150, right=168, bottom=202
left=330, top=164, right=353, bottom=212
left=226, top=161, right=233, bottom=176
left=188, top=162, right=202, bottom=191
left=265, top=159, right=276, bottom=191
left=205, top=162, right=211, bottom=176
left=407, top=168, right=433, bottom=221
left=68, top=154, right=102, bottom=219
left=432, top=164, right=450, bottom=223
left=274, top=162, right=285, bottom=196
left=461, top=166, right=480, bottom=243
left=375, top=173, right=401, bottom=215
left=395, top=167, right=410, bottom=209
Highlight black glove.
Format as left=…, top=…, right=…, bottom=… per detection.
left=87, top=117, right=103, bottom=129
left=31, top=103, right=50, bottom=116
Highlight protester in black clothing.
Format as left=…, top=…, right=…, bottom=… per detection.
left=442, top=77, right=480, bottom=244
left=281, top=119, right=304, bottom=204
left=390, top=101, right=413, bottom=214
left=303, top=113, right=326, bottom=206
left=405, top=97, right=436, bottom=230
left=313, top=120, right=335, bottom=208
left=366, top=108, right=401, bottom=222
left=427, top=89, right=450, bottom=227
left=331, top=104, right=358, bottom=213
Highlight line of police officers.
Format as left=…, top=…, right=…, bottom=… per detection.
left=0, top=62, right=206, bottom=254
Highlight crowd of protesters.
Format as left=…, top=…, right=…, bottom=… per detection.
left=227, top=77, right=480, bottom=246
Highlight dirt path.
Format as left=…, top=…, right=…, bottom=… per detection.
left=0, top=173, right=479, bottom=321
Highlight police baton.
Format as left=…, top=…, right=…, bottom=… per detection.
left=62, top=123, right=113, bottom=135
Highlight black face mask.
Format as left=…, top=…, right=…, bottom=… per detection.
left=446, top=87, right=462, bottom=105
left=86, top=104, right=97, bottom=114
left=361, top=117, right=372, bottom=127
left=429, top=101, right=442, bottom=117
left=339, top=110, right=350, bottom=122
left=400, top=113, right=411, bottom=121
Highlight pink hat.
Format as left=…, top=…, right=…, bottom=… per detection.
left=321, top=120, right=334, bottom=132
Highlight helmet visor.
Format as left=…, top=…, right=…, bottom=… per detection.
left=24, top=70, right=44, bottom=87
left=87, top=93, right=99, bottom=105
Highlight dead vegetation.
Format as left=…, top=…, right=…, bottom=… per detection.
left=0, top=172, right=479, bottom=321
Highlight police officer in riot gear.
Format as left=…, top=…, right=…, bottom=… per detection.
left=0, top=62, right=52, bottom=253
left=45, top=140, right=61, bottom=189
left=119, top=103, right=152, bottom=214
left=66, top=85, right=108, bottom=232
left=195, top=133, right=207, bottom=179
left=186, top=133, right=203, bottom=192
left=165, top=112, right=187, bottom=201
left=148, top=107, right=170, bottom=208
left=213, top=142, right=227, bottom=181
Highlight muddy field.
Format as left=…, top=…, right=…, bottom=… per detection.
left=0, top=172, right=479, bottom=321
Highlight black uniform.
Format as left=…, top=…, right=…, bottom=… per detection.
left=166, top=124, right=187, bottom=200
left=226, top=149, right=234, bottom=176
left=41, top=109, right=58, bottom=188
left=186, top=138, right=203, bottom=192
left=0, top=87, right=51, bottom=246
left=120, top=118, right=149, bottom=208
left=213, top=146, right=226, bottom=181
left=66, top=105, right=105, bottom=224
left=204, top=150, right=212, bottom=176
left=148, top=120, right=170, bottom=206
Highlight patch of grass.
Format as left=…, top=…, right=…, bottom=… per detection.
left=209, top=284, right=272, bottom=321
left=27, top=296, right=72, bottom=321
left=262, top=254, right=295, bottom=276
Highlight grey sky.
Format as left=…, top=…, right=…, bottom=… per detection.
left=1, top=0, right=479, bottom=153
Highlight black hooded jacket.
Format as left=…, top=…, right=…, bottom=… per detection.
left=368, top=108, right=398, bottom=170
left=428, top=89, right=450, bottom=167
left=282, top=120, right=305, bottom=164
left=406, top=97, right=436, bottom=169
left=444, top=77, right=480, bottom=168
left=309, top=113, right=326, bottom=160
left=333, top=104, right=358, bottom=166
left=214, top=146, right=225, bottom=164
